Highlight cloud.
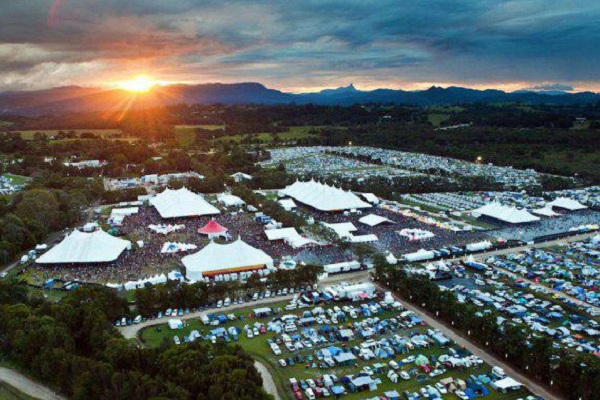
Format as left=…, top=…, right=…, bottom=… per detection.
left=0, top=0, right=599, bottom=91
left=524, top=83, right=574, bottom=92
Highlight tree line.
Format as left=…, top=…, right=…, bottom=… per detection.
left=0, top=282, right=272, bottom=400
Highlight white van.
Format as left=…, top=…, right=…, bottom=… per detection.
left=133, top=315, right=142, bottom=324
left=305, top=388, right=316, bottom=400
left=200, top=314, right=210, bottom=325
left=224, top=297, right=231, bottom=307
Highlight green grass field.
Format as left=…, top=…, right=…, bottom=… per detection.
left=10, top=129, right=123, bottom=140
left=2, top=174, right=30, bottom=186
left=215, top=126, right=320, bottom=144
left=139, top=301, right=530, bottom=400
left=428, top=113, right=451, bottom=127
left=174, top=125, right=226, bottom=147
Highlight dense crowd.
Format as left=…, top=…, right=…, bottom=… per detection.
left=307, top=206, right=492, bottom=256
left=492, top=209, right=600, bottom=241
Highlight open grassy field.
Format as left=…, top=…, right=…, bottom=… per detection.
left=9, top=129, right=123, bottom=140
left=174, top=125, right=226, bottom=147
left=215, top=126, right=320, bottom=144
left=427, top=113, right=451, bottom=127
left=2, top=174, right=30, bottom=186
left=139, top=301, right=530, bottom=400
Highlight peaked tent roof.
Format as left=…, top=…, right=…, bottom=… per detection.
left=280, top=180, right=371, bottom=211
left=548, top=197, right=587, bottom=211
left=359, top=214, right=395, bottom=226
left=150, top=187, right=220, bottom=218
left=471, top=202, right=540, bottom=224
left=198, top=220, right=228, bottom=234
left=532, top=206, right=560, bottom=217
left=182, top=238, right=273, bottom=279
left=36, top=229, right=130, bottom=264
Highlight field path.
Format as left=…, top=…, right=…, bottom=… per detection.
left=254, top=361, right=280, bottom=400
left=0, top=367, right=64, bottom=400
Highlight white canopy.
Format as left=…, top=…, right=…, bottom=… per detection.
left=279, top=198, right=297, bottom=210
left=279, top=180, right=371, bottom=211
left=403, top=249, right=436, bottom=262
left=181, top=238, right=274, bottom=280
left=548, top=197, right=587, bottom=211
left=36, top=229, right=130, bottom=264
left=217, top=193, right=245, bottom=207
left=532, top=206, right=560, bottom=217
left=323, top=222, right=378, bottom=242
left=265, top=227, right=318, bottom=248
left=359, top=214, right=394, bottom=227
left=471, top=202, right=540, bottom=224
left=150, top=187, right=220, bottom=218
left=361, top=193, right=379, bottom=204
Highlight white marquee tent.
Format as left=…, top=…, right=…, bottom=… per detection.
left=264, top=227, right=318, bottom=248
left=532, top=206, right=560, bottom=217
left=471, top=202, right=540, bottom=224
left=181, top=238, right=274, bottom=280
left=36, top=229, right=130, bottom=264
left=359, top=214, right=395, bottom=227
left=150, top=187, right=220, bottom=218
left=279, top=180, right=371, bottom=211
left=548, top=197, right=587, bottom=211
left=323, top=222, right=378, bottom=243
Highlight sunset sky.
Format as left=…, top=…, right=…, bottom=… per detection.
left=1, top=0, right=600, bottom=93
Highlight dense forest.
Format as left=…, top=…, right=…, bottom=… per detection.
left=0, top=283, right=271, bottom=400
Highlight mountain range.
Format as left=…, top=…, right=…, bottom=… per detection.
left=0, top=82, right=598, bottom=115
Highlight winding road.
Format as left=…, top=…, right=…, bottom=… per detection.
left=0, top=368, right=64, bottom=400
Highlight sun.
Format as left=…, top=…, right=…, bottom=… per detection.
left=118, top=75, right=156, bottom=93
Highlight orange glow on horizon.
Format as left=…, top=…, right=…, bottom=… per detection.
left=117, top=75, right=157, bottom=93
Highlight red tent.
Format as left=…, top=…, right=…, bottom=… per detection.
left=198, top=220, right=228, bottom=235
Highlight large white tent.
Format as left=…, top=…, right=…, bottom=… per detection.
left=532, top=206, right=560, bottom=217
left=359, top=214, right=394, bottom=227
left=150, top=187, right=220, bottom=218
left=279, top=180, right=371, bottom=211
left=181, top=238, right=274, bottom=280
left=471, top=202, right=540, bottom=224
left=548, top=197, right=587, bottom=211
left=264, top=227, right=318, bottom=248
left=36, top=229, right=130, bottom=264
left=322, top=222, right=378, bottom=243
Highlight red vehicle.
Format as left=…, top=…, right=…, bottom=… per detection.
left=294, top=391, right=303, bottom=399
left=419, top=364, right=432, bottom=373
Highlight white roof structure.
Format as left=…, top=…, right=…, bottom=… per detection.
left=532, top=206, right=560, bottom=217
left=181, top=238, right=274, bottom=280
left=361, top=193, right=379, bottom=204
left=359, top=214, right=394, bottom=227
left=217, top=193, right=245, bottom=207
left=279, top=198, right=297, bottom=210
left=36, top=229, right=130, bottom=264
left=492, top=377, right=522, bottom=391
left=471, top=202, right=540, bottom=224
left=150, top=187, right=220, bottom=218
left=548, top=197, right=587, bottom=211
left=279, top=180, right=371, bottom=211
left=323, top=222, right=378, bottom=243
left=403, top=249, right=436, bottom=262
left=264, top=227, right=317, bottom=249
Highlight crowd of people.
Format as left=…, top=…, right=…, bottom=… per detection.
left=492, top=209, right=600, bottom=242
left=307, top=206, right=492, bottom=257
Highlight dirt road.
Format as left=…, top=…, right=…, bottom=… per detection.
left=0, top=367, right=64, bottom=400
left=254, top=361, right=280, bottom=400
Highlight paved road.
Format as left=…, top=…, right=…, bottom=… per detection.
left=119, top=271, right=372, bottom=339
left=378, top=285, right=563, bottom=400
left=0, top=367, right=64, bottom=400
left=254, top=361, right=280, bottom=400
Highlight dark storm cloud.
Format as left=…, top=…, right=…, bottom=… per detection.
left=0, top=0, right=599, bottom=91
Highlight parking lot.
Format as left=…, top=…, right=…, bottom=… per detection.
left=138, top=288, right=532, bottom=400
